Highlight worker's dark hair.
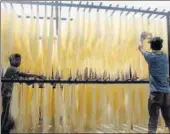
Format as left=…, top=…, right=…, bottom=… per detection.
left=9, top=53, right=21, bottom=62
left=14, top=53, right=21, bottom=58
left=150, top=37, right=163, bottom=50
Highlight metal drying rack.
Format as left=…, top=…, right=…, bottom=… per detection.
left=1, top=1, right=170, bottom=85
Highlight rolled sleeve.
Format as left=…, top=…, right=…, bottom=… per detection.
left=143, top=51, right=151, bottom=64
left=15, top=70, right=29, bottom=77
left=9, top=67, right=27, bottom=78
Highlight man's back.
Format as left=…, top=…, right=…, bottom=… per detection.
left=144, top=51, right=170, bottom=93
left=1, top=66, right=18, bottom=97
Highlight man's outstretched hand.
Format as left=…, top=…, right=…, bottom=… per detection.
left=147, top=33, right=153, bottom=42
left=140, top=32, right=152, bottom=41
left=139, top=32, right=147, bottom=47
left=140, top=32, right=147, bottom=40
left=38, top=75, right=46, bottom=79
left=35, top=75, right=46, bottom=79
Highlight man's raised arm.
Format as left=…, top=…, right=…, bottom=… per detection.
left=138, top=32, right=147, bottom=54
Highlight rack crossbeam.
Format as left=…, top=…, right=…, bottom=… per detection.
left=3, top=1, right=169, bottom=16
left=1, top=79, right=149, bottom=84
left=17, top=15, right=73, bottom=20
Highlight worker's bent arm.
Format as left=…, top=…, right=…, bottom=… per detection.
left=138, top=39, right=146, bottom=55
left=17, top=72, right=38, bottom=78
left=138, top=45, right=146, bottom=55
left=17, top=71, right=46, bottom=79
left=138, top=38, right=151, bottom=64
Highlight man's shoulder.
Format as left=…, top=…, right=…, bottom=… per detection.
left=144, top=51, right=151, bottom=54
left=7, top=66, right=17, bottom=71
left=5, top=66, right=18, bottom=75
left=143, top=51, right=152, bottom=57
left=146, top=51, right=167, bottom=58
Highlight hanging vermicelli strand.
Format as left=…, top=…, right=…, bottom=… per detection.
left=77, top=9, right=87, bottom=132
left=1, top=4, right=12, bottom=69
left=19, top=6, right=30, bottom=132
left=9, top=4, right=25, bottom=132
left=62, top=8, right=71, bottom=132
left=44, top=4, right=55, bottom=132
left=90, top=11, right=99, bottom=130
left=47, top=4, right=55, bottom=132
left=42, top=3, right=49, bottom=132
left=54, top=4, right=62, bottom=132
left=30, top=4, right=42, bottom=132
left=9, top=6, right=20, bottom=130
left=61, top=5, right=72, bottom=133
left=21, top=7, right=34, bottom=131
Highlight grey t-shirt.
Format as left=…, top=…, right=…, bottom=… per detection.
left=1, top=66, right=27, bottom=97
left=143, top=51, right=170, bottom=93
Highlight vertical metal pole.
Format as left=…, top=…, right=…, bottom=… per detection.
left=55, top=0, right=58, bottom=36
left=167, top=12, right=170, bottom=76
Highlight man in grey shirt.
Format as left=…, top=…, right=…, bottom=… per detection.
left=1, top=53, right=45, bottom=133
left=138, top=32, right=170, bottom=133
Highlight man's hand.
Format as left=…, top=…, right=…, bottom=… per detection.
left=34, top=75, right=46, bottom=79
left=140, top=32, right=147, bottom=41
left=138, top=32, right=148, bottom=53
left=38, top=75, right=46, bottom=79
left=147, top=33, right=153, bottom=43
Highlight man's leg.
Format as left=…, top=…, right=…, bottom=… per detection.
left=161, top=93, right=170, bottom=132
left=148, top=92, right=163, bottom=133
left=1, top=96, right=11, bottom=133
left=161, top=106, right=170, bottom=132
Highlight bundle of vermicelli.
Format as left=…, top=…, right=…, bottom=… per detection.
left=1, top=3, right=169, bottom=133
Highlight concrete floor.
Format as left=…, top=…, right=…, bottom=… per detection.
left=11, top=124, right=169, bottom=133
left=85, top=124, right=168, bottom=133
left=86, top=124, right=148, bottom=133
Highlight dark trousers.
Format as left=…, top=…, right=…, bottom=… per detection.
left=148, top=92, right=170, bottom=133
left=1, top=96, right=14, bottom=134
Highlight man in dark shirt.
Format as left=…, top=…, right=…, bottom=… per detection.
left=138, top=32, right=170, bottom=133
left=1, top=53, right=45, bottom=133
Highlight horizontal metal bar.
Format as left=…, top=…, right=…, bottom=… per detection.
left=106, top=4, right=112, bottom=12
left=142, top=7, right=150, bottom=16
left=126, top=6, right=134, bottom=15
left=134, top=7, right=141, bottom=15
left=97, top=2, right=102, bottom=12
left=161, top=15, right=165, bottom=19
left=154, top=9, right=166, bottom=18
left=148, top=8, right=158, bottom=18
left=89, top=2, right=93, bottom=12
left=110, top=4, right=119, bottom=16
left=120, top=5, right=127, bottom=15
left=17, top=15, right=73, bottom=21
left=1, top=79, right=149, bottom=84
left=3, top=1, right=168, bottom=16
left=77, top=1, right=81, bottom=11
